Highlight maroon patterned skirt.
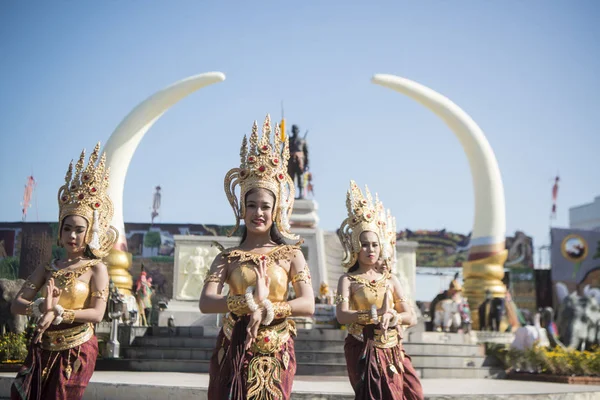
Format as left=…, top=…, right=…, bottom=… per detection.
left=208, top=315, right=297, bottom=400
left=11, top=326, right=98, bottom=400
left=344, top=324, right=424, bottom=400
left=400, top=350, right=424, bottom=400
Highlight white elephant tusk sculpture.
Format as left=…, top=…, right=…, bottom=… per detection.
left=371, top=74, right=508, bottom=329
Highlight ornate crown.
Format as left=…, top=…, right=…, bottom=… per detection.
left=57, top=143, right=118, bottom=258
left=224, top=115, right=297, bottom=240
left=338, top=180, right=396, bottom=269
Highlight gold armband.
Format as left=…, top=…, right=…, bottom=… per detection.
left=273, top=302, right=292, bottom=319
left=335, top=295, right=349, bottom=305
left=226, top=295, right=250, bottom=316
left=291, top=265, right=311, bottom=285
left=394, top=297, right=408, bottom=304
left=23, top=280, right=38, bottom=291
left=204, top=271, right=221, bottom=284
left=91, top=286, right=109, bottom=302
left=62, top=309, right=75, bottom=324
left=25, top=301, right=35, bottom=317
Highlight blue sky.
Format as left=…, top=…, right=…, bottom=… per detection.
left=1, top=1, right=599, bottom=263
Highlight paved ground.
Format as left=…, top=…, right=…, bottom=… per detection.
left=1, top=372, right=599, bottom=399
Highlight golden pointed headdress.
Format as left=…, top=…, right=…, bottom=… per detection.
left=338, top=180, right=396, bottom=269
left=224, top=115, right=297, bottom=240
left=57, top=142, right=118, bottom=258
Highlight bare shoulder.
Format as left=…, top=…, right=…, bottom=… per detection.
left=25, top=263, right=49, bottom=284
left=208, top=251, right=229, bottom=271
left=213, top=251, right=227, bottom=263
left=92, top=261, right=109, bottom=275
left=291, top=247, right=305, bottom=261
left=337, top=273, right=351, bottom=286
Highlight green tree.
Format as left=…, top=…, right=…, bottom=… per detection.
left=144, top=231, right=161, bottom=256
left=0, top=256, right=19, bottom=280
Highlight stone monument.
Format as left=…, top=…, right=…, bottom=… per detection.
left=289, top=199, right=328, bottom=298
left=165, top=234, right=239, bottom=326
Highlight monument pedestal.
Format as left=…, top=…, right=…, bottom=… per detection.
left=162, top=235, right=239, bottom=326
left=172, top=235, right=239, bottom=302
left=157, top=300, right=213, bottom=327
left=290, top=199, right=328, bottom=297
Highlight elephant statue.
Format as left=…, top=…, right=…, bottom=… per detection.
left=0, top=278, right=28, bottom=334
left=478, top=290, right=505, bottom=331
left=428, top=274, right=466, bottom=332
left=433, top=292, right=465, bottom=332
left=555, top=282, right=600, bottom=350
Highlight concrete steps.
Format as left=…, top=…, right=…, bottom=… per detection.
left=103, top=325, right=504, bottom=379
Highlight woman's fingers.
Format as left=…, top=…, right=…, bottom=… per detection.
left=244, top=335, right=253, bottom=351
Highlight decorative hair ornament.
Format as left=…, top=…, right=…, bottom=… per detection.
left=57, top=142, right=118, bottom=258
left=224, top=115, right=298, bottom=240
left=338, top=180, right=397, bottom=269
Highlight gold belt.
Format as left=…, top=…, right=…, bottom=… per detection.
left=41, top=323, right=94, bottom=351
left=347, top=322, right=399, bottom=349
left=223, top=313, right=297, bottom=354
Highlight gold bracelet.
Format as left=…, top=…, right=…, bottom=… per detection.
left=273, top=302, right=292, bottom=319
left=62, top=310, right=76, bottom=324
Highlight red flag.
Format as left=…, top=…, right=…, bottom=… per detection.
left=551, top=176, right=559, bottom=219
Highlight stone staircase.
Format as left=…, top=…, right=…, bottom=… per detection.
left=96, top=325, right=505, bottom=379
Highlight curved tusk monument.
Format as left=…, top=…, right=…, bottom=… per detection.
left=371, top=74, right=507, bottom=329
left=101, top=72, right=226, bottom=295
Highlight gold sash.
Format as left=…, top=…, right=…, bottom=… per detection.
left=41, top=323, right=94, bottom=351
left=223, top=313, right=296, bottom=354
left=347, top=322, right=399, bottom=348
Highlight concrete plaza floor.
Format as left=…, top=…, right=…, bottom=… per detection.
left=2, top=372, right=600, bottom=399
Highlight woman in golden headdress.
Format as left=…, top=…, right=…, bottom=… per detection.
left=10, top=143, right=117, bottom=400
left=200, top=115, right=315, bottom=400
left=336, top=181, right=423, bottom=400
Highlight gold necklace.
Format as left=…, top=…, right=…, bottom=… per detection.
left=347, top=271, right=389, bottom=299
left=48, top=259, right=101, bottom=288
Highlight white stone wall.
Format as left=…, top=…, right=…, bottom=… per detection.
left=173, top=235, right=239, bottom=301
left=570, top=195, right=600, bottom=230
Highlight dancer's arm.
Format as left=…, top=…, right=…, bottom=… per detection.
left=11, top=264, right=52, bottom=315
left=199, top=254, right=229, bottom=314
left=389, top=275, right=417, bottom=327
left=286, top=249, right=315, bottom=317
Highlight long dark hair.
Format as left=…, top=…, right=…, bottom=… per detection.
left=240, top=188, right=286, bottom=246
left=347, top=260, right=360, bottom=273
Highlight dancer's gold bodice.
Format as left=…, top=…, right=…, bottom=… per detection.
left=347, top=272, right=392, bottom=311
left=43, top=260, right=98, bottom=310
left=226, top=245, right=298, bottom=303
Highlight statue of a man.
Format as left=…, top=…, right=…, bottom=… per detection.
left=179, top=247, right=207, bottom=300
left=287, top=124, right=309, bottom=199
